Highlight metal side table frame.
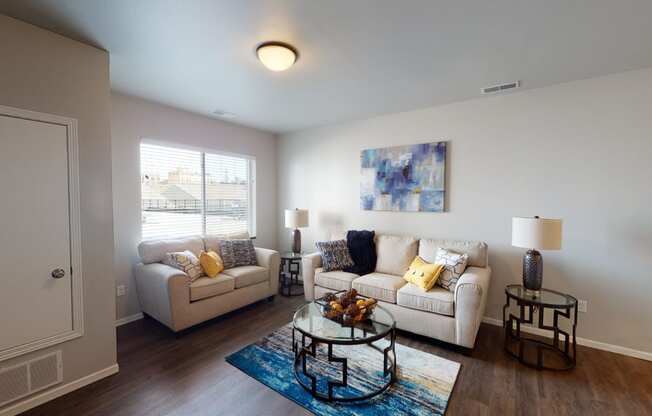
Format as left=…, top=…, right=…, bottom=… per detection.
left=503, top=284, right=578, bottom=370
left=292, top=301, right=397, bottom=402
left=279, top=252, right=304, bottom=297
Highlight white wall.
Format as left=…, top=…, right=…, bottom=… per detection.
left=278, top=68, right=652, bottom=354
left=111, top=93, right=277, bottom=320
left=0, top=14, right=116, bottom=409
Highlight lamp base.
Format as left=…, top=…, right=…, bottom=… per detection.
left=292, top=229, right=301, bottom=254
left=523, top=249, right=543, bottom=291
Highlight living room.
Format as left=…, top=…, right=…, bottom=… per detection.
left=1, top=2, right=651, bottom=415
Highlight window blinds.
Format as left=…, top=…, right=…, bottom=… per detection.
left=204, top=152, right=250, bottom=236
left=140, top=143, right=254, bottom=240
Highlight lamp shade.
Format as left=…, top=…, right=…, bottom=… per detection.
left=512, top=217, right=562, bottom=250
left=285, top=209, right=309, bottom=229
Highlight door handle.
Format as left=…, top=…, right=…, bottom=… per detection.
left=51, top=268, right=66, bottom=279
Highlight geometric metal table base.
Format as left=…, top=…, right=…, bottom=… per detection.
left=292, top=326, right=397, bottom=402
left=279, top=254, right=304, bottom=297
left=503, top=285, right=577, bottom=371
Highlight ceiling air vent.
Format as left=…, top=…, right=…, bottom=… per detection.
left=481, top=81, right=520, bottom=94
left=212, top=110, right=236, bottom=119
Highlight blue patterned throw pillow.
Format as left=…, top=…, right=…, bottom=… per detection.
left=218, top=239, right=257, bottom=269
left=315, top=240, right=354, bottom=272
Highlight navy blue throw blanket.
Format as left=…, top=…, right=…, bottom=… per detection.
left=344, top=230, right=376, bottom=275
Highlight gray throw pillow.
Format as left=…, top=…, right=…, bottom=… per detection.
left=218, top=239, right=257, bottom=269
left=315, top=239, right=354, bottom=272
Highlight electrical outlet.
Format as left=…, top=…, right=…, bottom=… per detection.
left=578, top=299, right=588, bottom=313
left=116, top=285, right=127, bottom=297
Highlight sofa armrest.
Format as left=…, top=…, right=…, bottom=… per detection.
left=134, top=262, right=189, bottom=331
left=454, top=266, right=492, bottom=348
left=301, top=252, right=322, bottom=301
left=255, top=247, right=280, bottom=294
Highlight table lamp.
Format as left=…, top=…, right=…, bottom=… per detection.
left=285, top=208, right=309, bottom=254
left=512, top=216, right=562, bottom=293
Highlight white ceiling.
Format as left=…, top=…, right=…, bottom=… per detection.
left=2, top=0, right=652, bottom=133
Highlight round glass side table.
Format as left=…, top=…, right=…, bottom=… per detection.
left=502, top=285, right=578, bottom=370
left=279, top=252, right=304, bottom=297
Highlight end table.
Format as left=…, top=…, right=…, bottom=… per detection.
left=279, top=252, right=304, bottom=297
left=503, top=285, right=578, bottom=370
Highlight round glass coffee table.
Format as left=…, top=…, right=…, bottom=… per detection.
left=292, top=301, right=397, bottom=402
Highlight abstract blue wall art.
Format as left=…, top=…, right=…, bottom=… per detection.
left=361, top=142, right=446, bottom=212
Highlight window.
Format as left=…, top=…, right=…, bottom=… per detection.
left=140, top=143, right=255, bottom=240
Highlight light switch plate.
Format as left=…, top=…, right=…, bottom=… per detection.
left=116, top=285, right=126, bottom=297
left=578, top=299, right=588, bottom=313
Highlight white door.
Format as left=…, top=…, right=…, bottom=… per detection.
left=0, top=108, right=82, bottom=358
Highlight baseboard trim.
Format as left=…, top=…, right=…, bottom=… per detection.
left=115, top=312, right=144, bottom=327
left=0, top=364, right=119, bottom=416
left=482, top=316, right=652, bottom=362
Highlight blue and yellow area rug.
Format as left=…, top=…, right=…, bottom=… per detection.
left=226, top=324, right=460, bottom=415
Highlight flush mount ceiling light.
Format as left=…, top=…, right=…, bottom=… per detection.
left=256, top=41, right=298, bottom=72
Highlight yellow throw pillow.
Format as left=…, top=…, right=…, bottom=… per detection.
left=402, top=256, right=444, bottom=292
left=200, top=250, right=224, bottom=278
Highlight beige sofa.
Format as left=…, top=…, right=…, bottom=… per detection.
left=302, top=234, right=491, bottom=349
left=134, top=236, right=280, bottom=332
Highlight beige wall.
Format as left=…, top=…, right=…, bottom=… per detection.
left=111, top=93, right=278, bottom=320
left=278, top=68, right=652, bottom=354
left=0, top=12, right=116, bottom=402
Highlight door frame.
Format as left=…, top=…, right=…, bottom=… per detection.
left=0, top=105, right=84, bottom=362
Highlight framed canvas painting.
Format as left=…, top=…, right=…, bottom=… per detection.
left=360, top=141, right=446, bottom=212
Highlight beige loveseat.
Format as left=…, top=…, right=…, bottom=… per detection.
left=302, top=234, right=491, bottom=349
left=134, top=235, right=280, bottom=332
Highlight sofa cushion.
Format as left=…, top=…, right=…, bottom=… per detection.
left=163, top=250, right=204, bottom=283
left=223, top=265, right=268, bottom=289
left=434, top=248, right=469, bottom=292
left=314, top=268, right=359, bottom=292
left=315, top=240, right=354, bottom=272
left=199, top=250, right=224, bottom=278
left=397, top=283, right=455, bottom=316
left=203, top=232, right=250, bottom=252
left=375, top=235, right=419, bottom=276
left=138, top=236, right=204, bottom=264
left=190, top=275, right=235, bottom=301
left=352, top=272, right=407, bottom=304
left=402, top=256, right=444, bottom=292
left=418, top=238, right=488, bottom=268
left=218, top=239, right=258, bottom=269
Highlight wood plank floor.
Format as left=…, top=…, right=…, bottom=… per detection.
left=22, top=296, right=652, bottom=416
